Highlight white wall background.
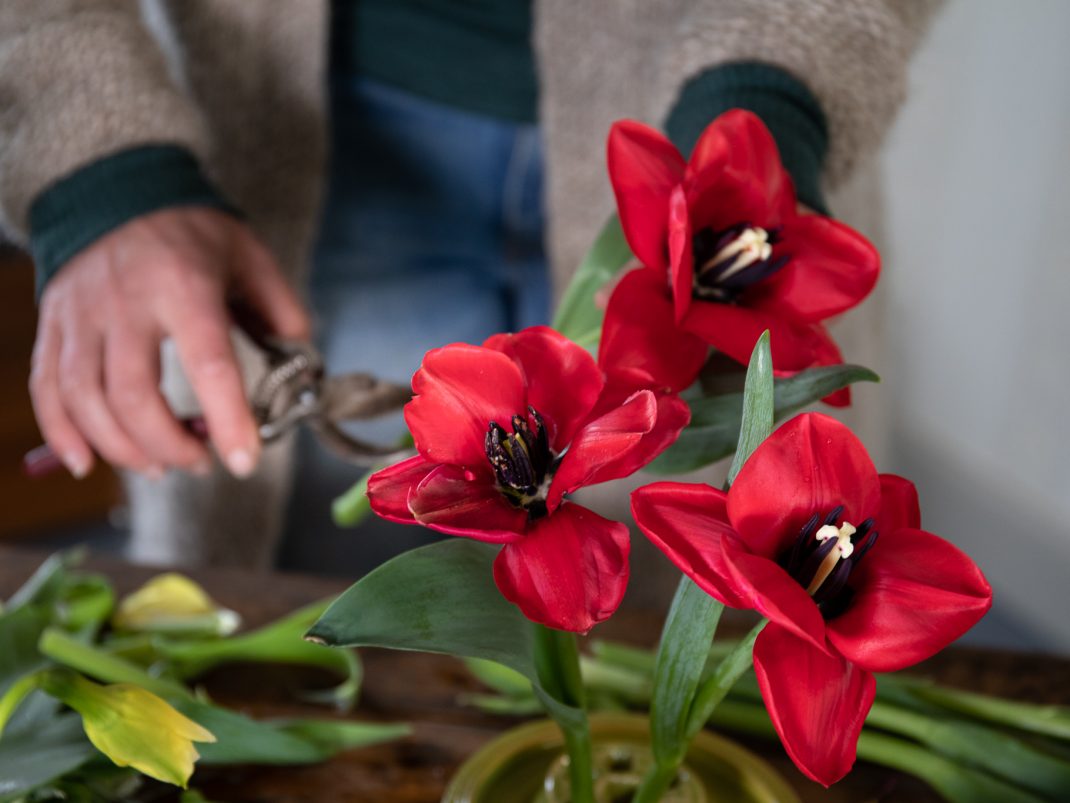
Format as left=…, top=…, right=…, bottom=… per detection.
left=877, top=0, right=1070, bottom=650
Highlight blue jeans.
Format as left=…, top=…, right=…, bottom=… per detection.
left=278, top=78, right=549, bottom=574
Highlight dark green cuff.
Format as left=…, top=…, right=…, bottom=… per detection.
left=29, top=145, right=237, bottom=299
left=664, top=62, right=829, bottom=215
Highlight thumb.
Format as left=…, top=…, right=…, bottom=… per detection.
left=230, top=229, right=312, bottom=342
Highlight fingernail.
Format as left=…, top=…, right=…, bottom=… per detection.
left=226, top=448, right=257, bottom=478
left=65, top=453, right=90, bottom=479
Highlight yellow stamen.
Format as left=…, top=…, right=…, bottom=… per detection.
left=703, top=227, right=773, bottom=280
left=806, top=522, right=856, bottom=595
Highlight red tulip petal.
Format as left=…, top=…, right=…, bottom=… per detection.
left=493, top=503, right=630, bottom=633
left=721, top=544, right=828, bottom=649
left=754, top=625, right=875, bottom=787
left=598, top=268, right=708, bottom=392
left=668, top=186, right=695, bottom=324
left=681, top=301, right=820, bottom=372
left=630, top=482, right=748, bottom=608
left=366, top=454, right=436, bottom=524
left=607, top=120, right=686, bottom=273
left=748, top=215, right=880, bottom=323
left=408, top=464, right=528, bottom=543
left=686, top=110, right=795, bottom=232
left=484, top=326, right=604, bottom=451
left=727, top=413, right=881, bottom=558
left=879, top=474, right=922, bottom=533
left=549, top=386, right=687, bottom=505
left=827, top=527, right=992, bottom=672
left=405, top=344, right=526, bottom=471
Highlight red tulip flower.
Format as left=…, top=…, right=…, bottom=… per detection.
left=367, top=326, right=689, bottom=633
left=631, top=413, right=991, bottom=785
left=600, top=110, right=880, bottom=405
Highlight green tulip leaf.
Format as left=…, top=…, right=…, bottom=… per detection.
left=647, top=363, right=880, bottom=474
left=156, top=598, right=362, bottom=710
left=552, top=215, right=633, bottom=347
left=307, top=539, right=585, bottom=728
left=0, top=713, right=96, bottom=801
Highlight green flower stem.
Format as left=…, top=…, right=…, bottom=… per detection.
left=683, top=619, right=765, bottom=740
left=533, top=624, right=593, bottom=803
left=881, top=674, right=1070, bottom=740
left=633, top=579, right=724, bottom=803
left=0, top=670, right=46, bottom=736
left=331, top=473, right=374, bottom=527
left=38, top=628, right=188, bottom=699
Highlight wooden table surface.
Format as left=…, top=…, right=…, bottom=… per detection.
left=2, top=545, right=1067, bottom=803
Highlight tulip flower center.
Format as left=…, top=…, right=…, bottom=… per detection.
left=779, top=506, right=879, bottom=619
left=692, top=223, right=789, bottom=303
left=485, top=406, right=556, bottom=519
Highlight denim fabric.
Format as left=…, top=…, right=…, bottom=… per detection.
left=278, top=78, right=549, bottom=574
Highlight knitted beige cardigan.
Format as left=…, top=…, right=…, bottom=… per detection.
left=0, top=0, right=939, bottom=566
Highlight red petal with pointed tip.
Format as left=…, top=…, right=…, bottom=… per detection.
left=549, top=385, right=687, bottom=507
left=827, top=527, right=992, bottom=672
left=668, top=186, right=695, bottom=324
left=630, top=482, right=748, bottom=608
left=879, top=474, right=922, bottom=533
left=607, top=121, right=686, bottom=273
left=727, top=414, right=881, bottom=558
left=753, top=625, right=876, bottom=787
left=484, top=326, right=604, bottom=451
left=407, top=464, right=527, bottom=543
left=748, top=215, right=880, bottom=323
left=681, top=301, right=822, bottom=372
left=492, top=503, right=630, bottom=633
left=405, top=345, right=526, bottom=471
left=686, top=110, right=794, bottom=232
left=548, top=389, right=657, bottom=506
left=598, top=268, right=708, bottom=393
left=366, top=455, right=436, bottom=523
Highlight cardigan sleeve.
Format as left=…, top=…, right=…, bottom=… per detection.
left=0, top=0, right=216, bottom=249
left=651, top=0, right=943, bottom=192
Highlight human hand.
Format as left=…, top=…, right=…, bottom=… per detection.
left=29, top=208, right=310, bottom=479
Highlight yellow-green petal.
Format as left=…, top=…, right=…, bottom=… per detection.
left=112, top=573, right=240, bottom=636
left=49, top=674, right=215, bottom=787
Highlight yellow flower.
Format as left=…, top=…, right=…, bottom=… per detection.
left=113, top=573, right=240, bottom=636
left=46, top=673, right=215, bottom=787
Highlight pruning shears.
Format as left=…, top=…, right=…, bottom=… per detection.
left=23, top=336, right=413, bottom=478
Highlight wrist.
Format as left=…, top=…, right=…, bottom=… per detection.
left=29, top=145, right=238, bottom=300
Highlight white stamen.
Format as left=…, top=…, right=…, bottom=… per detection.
left=807, top=521, right=857, bottom=595
left=707, top=227, right=772, bottom=282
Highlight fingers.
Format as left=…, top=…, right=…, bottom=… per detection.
left=104, top=324, right=211, bottom=473
left=56, top=324, right=157, bottom=474
left=231, top=232, right=312, bottom=341
left=167, top=295, right=260, bottom=477
left=28, top=313, right=94, bottom=478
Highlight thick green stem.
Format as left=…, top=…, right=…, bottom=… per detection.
left=38, top=627, right=188, bottom=699
left=533, top=624, right=593, bottom=803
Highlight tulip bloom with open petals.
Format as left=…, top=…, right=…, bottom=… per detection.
left=631, top=413, right=991, bottom=785
left=600, top=110, right=880, bottom=405
left=367, top=326, right=689, bottom=633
